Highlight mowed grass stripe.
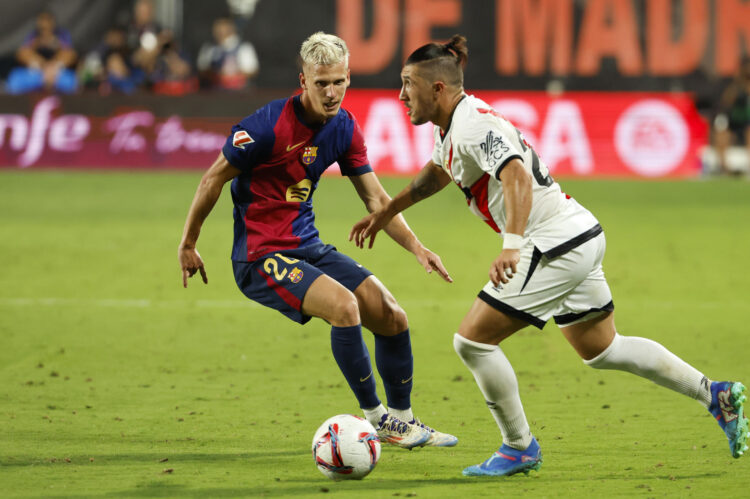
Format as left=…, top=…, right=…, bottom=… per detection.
left=1, top=171, right=748, bottom=498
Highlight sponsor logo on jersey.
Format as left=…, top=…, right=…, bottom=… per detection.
left=301, top=146, right=318, bottom=165
left=479, top=130, right=510, bottom=170
left=232, top=130, right=254, bottom=149
left=288, top=267, right=304, bottom=283
left=285, top=178, right=312, bottom=202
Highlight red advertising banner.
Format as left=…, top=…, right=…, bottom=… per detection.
left=0, top=91, right=707, bottom=177
left=344, top=90, right=708, bottom=177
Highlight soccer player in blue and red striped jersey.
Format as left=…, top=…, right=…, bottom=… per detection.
left=178, top=32, right=457, bottom=448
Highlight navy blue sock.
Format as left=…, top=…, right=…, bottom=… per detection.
left=374, top=329, right=413, bottom=410
left=330, top=325, right=380, bottom=409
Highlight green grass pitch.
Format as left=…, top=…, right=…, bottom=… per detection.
left=1, top=171, right=748, bottom=497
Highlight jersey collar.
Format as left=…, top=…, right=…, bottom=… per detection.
left=439, top=93, right=467, bottom=142
left=292, top=94, right=337, bottom=130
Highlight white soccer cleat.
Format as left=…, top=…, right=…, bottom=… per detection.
left=410, top=417, right=459, bottom=447
left=376, top=414, right=430, bottom=449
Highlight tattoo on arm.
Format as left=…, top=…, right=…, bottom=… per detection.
left=409, top=167, right=443, bottom=202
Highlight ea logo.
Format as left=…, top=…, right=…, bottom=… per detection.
left=614, top=100, right=689, bottom=176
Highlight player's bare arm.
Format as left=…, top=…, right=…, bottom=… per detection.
left=348, top=171, right=452, bottom=282
left=178, top=152, right=241, bottom=288
left=491, top=159, right=532, bottom=286
left=350, top=161, right=450, bottom=248
left=409, top=160, right=451, bottom=203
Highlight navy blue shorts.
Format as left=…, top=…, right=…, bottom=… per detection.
left=232, top=242, right=373, bottom=324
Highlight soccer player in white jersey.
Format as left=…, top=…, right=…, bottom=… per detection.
left=350, top=35, right=748, bottom=476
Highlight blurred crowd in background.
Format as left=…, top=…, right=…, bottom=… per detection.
left=4, top=0, right=259, bottom=96
left=0, top=0, right=748, bottom=175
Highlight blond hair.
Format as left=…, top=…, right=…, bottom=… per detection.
left=300, top=32, right=349, bottom=66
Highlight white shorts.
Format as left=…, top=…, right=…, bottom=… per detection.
left=479, top=232, right=613, bottom=329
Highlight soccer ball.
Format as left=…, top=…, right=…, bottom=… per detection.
left=311, top=414, right=381, bottom=480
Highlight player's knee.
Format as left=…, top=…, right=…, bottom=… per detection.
left=330, top=291, right=360, bottom=326
left=385, top=304, right=408, bottom=335
left=453, top=332, right=473, bottom=361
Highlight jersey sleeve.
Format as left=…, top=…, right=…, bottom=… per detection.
left=460, top=126, right=523, bottom=180
left=221, top=117, right=272, bottom=173
left=431, top=127, right=443, bottom=166
left=337, top=117, right=373, bottom=176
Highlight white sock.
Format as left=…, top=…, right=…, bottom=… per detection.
left=584, top=333, right=712, bottom=409
left=389, top=407, right=414, bottom=422
left=362, top=404, right=388, bottom=428
left=453, top=333, right=533, bottom=450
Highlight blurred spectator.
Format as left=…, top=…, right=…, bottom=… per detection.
left=197, top=17, right=259, bottom=90
left=79, top=27, right=144, bottom=94
left=149, top=30, right=197, bottom=95
left=6, top=11, right=78, bottom=94
left=125, top=0, right=196, bottom=95
left=712, top=56, right=750, bottom=175
left=128, top=0, right=162, bottom=74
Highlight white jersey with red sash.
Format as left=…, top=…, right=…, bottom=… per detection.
left=431, top=94, right=600, bottom=259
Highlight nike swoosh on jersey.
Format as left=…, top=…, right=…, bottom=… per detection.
left=359, top=371, right=373, bottom=382
left=400, top=375, right=413, bottom=384
left=286, top=141, right=306, bottom=152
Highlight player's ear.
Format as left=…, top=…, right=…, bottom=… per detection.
left=433, top=80, right=446, bottom=97
left=346, top=68, right=351, bottom=88
left=299, top=71, right=306, bottom=90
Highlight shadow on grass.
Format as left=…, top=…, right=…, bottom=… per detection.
left=34, top=477, right=472, bottom=499
left=1, top=450, right=298, bottom=467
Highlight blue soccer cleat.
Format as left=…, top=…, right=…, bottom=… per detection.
left=709, top=381, right=749, bottom=458
left=462, top=437, right=542, bottom=477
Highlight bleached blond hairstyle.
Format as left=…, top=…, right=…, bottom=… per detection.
left=300, top=32, right=349, bottom=66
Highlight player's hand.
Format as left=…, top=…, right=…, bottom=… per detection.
left=490, top=249, right=520, bottom=286
left=349, top=211, right=391, bottom=249
left=179, top=246, right=208, bottom=288
left=414, top=246, right=453, bottom=283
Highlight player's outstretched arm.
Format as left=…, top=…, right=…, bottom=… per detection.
left=348, top=163, right=452, bottom=282
left=179, top=153, right=240, bottom=288
left=490, top=159, right=532, bottom=286
left=349, top=161, right=450, bottom=247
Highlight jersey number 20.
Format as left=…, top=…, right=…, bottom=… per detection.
left=515, top=128, right=553, bottom=187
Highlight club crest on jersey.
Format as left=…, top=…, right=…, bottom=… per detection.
left=288, top=267, right=304, bottom=283
left=232, top=130, right=254, bottom=149
left=301, top=146, right=318, bottom=165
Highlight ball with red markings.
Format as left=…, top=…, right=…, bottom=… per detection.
left=311, top=414, right=381, bottom=480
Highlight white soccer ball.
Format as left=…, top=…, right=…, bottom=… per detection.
left=311, top=414, right=381, bottom=480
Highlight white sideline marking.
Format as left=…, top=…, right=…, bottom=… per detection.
left=0, top=297, right=254, bottom=309
left=0, top=297, right=464, bottom=309
left=0, top=297, right=735, bottom=310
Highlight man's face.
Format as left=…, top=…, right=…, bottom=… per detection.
left=399, top=64, right=436, bottom=125
left=213, top=20, right=233, bottom=44
left=300, top=61, right=350, bottom=122
left=37, top=13, right=55, bottom=34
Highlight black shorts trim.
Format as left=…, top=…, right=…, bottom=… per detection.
left=519, top=246, right=543, bottom=293
left=543, top=224, right=603, bottom=259
left=553, top=300, right=615, bottom=326
left=478, top=290, right=546, bottom=330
